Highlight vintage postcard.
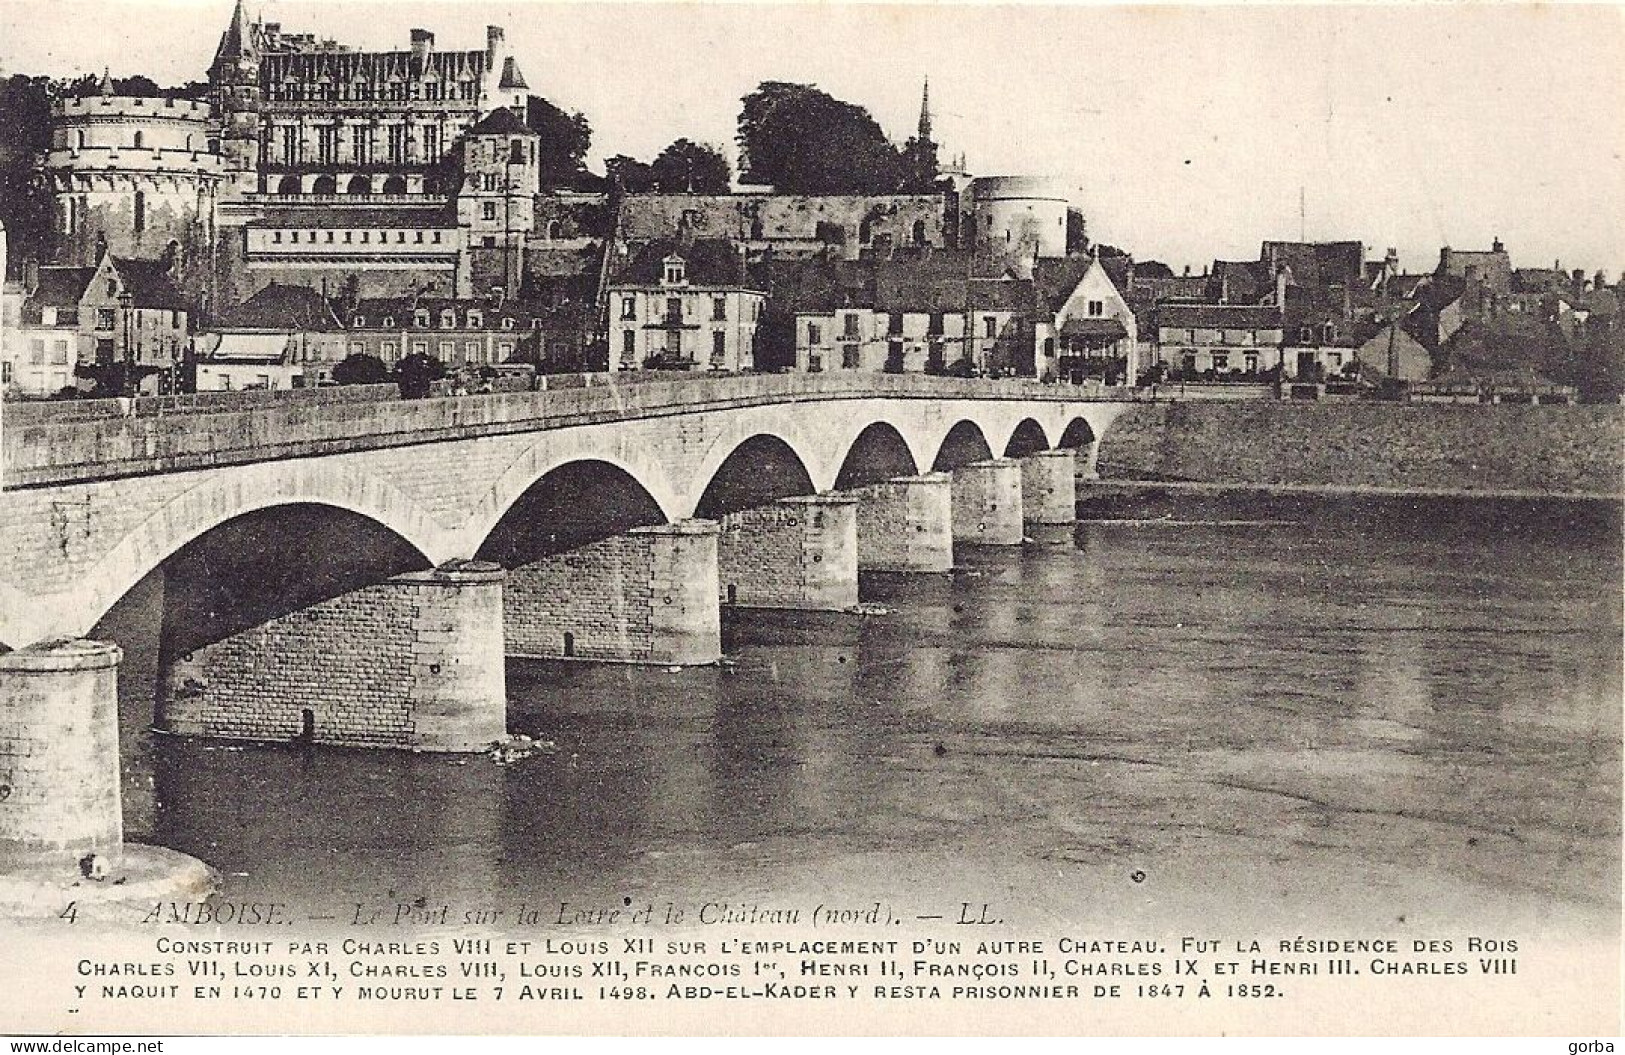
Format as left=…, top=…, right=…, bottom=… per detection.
left=0, top=0, right=1619, bottom=1038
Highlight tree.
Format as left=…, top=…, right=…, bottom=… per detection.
left=395, top=353, right=446, bottom=399
left=0, top=75, right=56, bottom=272
left=648, top=139, right=730, bottom=193
left=899, top=132, right=938, bottom=193
left=1066, top=208, right=1089, bottom=255
left=525, top=95, right=593, bottom=188
left=737, top=82, right=908, bottom=194
left=331, top=353, right=390, bottom=386
left=604, top=154, right=656, bottom=194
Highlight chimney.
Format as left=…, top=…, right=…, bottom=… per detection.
left=1386, top=247, right=1399, bottom=271
left=1491, top=236, right=1504, bottom=254
left=1275, top=265, right=1290, bottom=316
left=410, top=29, right=434, bottom=69
left=486, top=25, right=505, bottom=63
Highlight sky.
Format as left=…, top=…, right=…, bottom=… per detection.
left=2, top=0, right=1622, bottom=276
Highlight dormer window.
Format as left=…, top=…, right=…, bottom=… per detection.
left=440, top=309, right=456, bottom=328
left=501, top=318, right=515, bottom=330
left=662, top=255, right=687, bottom=287
left=1323, top=324, right=1337, bottom=342
left=383, top=316, right=395, bottom=327
left=467, top=310, right=483, bottom=328
left=414, top=309, right=430, bottom=327
left=353, top=316, right=365, bottom=327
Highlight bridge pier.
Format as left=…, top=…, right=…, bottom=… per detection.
left=159, top=561, right=509, bottom=752
left=505, top=520, right=722, bottom=665
left=951, top=459, right=1024, bottom=545
left=718, top=494, right=858, bottom=610
left=851, top=473, right=954, bottom=573
left=1020, top=449, right=1078, bottom=525
left=0, top=639, right=124, bottom=852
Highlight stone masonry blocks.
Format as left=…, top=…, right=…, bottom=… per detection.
left=717, top=494, right=859, bottom=611
left=505, top=520, right=721, bottom=666
left=1020, top=450, right=1077, bottom=525
left=0, top=639, right=123, bottom=852
left=951, top=459, right=1024, bottom=545
left=158, top=562, right=508, bottom=752
left=852, top=473, right=953, bottom=573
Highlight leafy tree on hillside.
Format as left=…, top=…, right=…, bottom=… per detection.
left=737, top=81, right=908, bottom=194
left=0, top=75, right=55, bottom=273
left=649, top=139, right=730, bottom=193
left=525, top=95, right=593, bottom=188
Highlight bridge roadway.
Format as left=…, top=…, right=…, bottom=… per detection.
left=0, top=373, right=1133, bottom=862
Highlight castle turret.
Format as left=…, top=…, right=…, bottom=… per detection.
left=457, top=105, right=538, bottom=294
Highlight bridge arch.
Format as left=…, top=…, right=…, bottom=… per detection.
left=43, top=460, right=448, bottom=643
left=693, top=434, right=817, bottom=519
left=1003, top=417, right=1052, bottom=458
left=474, top=459, right=667, bottom=566
left=833, top=421, right=920, bottom=489
left=930, top=419, right=996, bottom=471
left=461, top=431, right=682, bottom=556
left=682, top=413, right=829, bottom=517
left=1058, top=416, right=1098, bottom=448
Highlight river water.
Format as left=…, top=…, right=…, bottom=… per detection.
left=111, top=491, right=1620, bottom=941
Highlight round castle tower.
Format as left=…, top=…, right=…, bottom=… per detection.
left=967, top=175, right=1070, bottom=266
left=45, top=89, right=225, bottom=271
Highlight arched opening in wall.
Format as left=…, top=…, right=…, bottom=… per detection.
left=1057, top=417, right=1097, bottom=449
left=85, top=503, right=431, bottom=844
left=547, top=219, right=563, bottom=240
left=311, top=175, right=336, bottom=195
left=132, top=191, right=145, bottom=233
left=133, top=131, right=144, bottom=150
left=1003, top=418, right=1050, bottom=458
left=276, top=175, right=301, bottom=195
left=833, top=422, right=918, bottom=490
left=693, top=435, right=816, bottom=520
left=346, top=175, right=371, bottom=194
left=930, top=420, right=994, bottom=472
left=475, top=460, right=666, bottom=568
left=382, top=175, right=407, bottom=194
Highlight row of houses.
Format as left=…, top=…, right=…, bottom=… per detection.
left=6, top=233, right=1616, bottom=397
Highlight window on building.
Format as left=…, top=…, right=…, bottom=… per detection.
left=621, top=296, right=636, bottom=320
left=1299, top=326, right=1313, bottom=342
left=1087, top=300, right=1104, bottom=317
left=349, top=341, right=365, bottom=356
left=133, top=131, right=144, bottom=150
left=498, top=342, right=514, bottom=358
left=29, top=339, right=45, bottom=365
left=422, top=125, right=440, bottom=160
left=133, top=191, right=145, bottom=233
left=387, top=125, right=406, bottom=163
left=1182, top=352, right=1197, bottom=373
left=983, top=316, right=997, bottom=339
left=712, top=296, right=727, bottom=321
left=51, top=341, right=69, bottom=365
left=621, top=330, right=636, bottom=361
left=842, top=313, right=859, bottom=339
left=316, top=125, right=338, bottom=164
left=808, top=323, right=823, bottom=346
left=440, top=310, right=456, bottom=328
left=502, top=318, right=515, bottom=330
left=1212, top=353, right=1229, bottom=372
left=467, top=310, right=483, bottom=328
left=1328, top=352, right=1343, bottom=368
left=1324, top=324, right=1338, bottom=342
left=414, top=310, right=429, bottom=327
left=482, top=201, right=498, bottom=221
left=665, top=296, right=682, bottom=321
left=842, top=344, right=860, bottom=368
left=466, top=341, right=480, bottom=361
left=382, top=316, right=394, bottom=327
left=96, top=309, right=116, bottom=330
left=663, top=257, right=686, bottom=286
left=711, top=331, right=726, bottom=363
left=381, top=341, right=397, bottom=358
left=1244, top=352, right=1259, bottom=374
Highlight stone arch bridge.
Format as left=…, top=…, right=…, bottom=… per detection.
left=0, top=374, right=1131, bottom=859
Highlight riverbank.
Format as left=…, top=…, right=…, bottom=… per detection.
left=1096, top=401, right=1625, bottom=498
